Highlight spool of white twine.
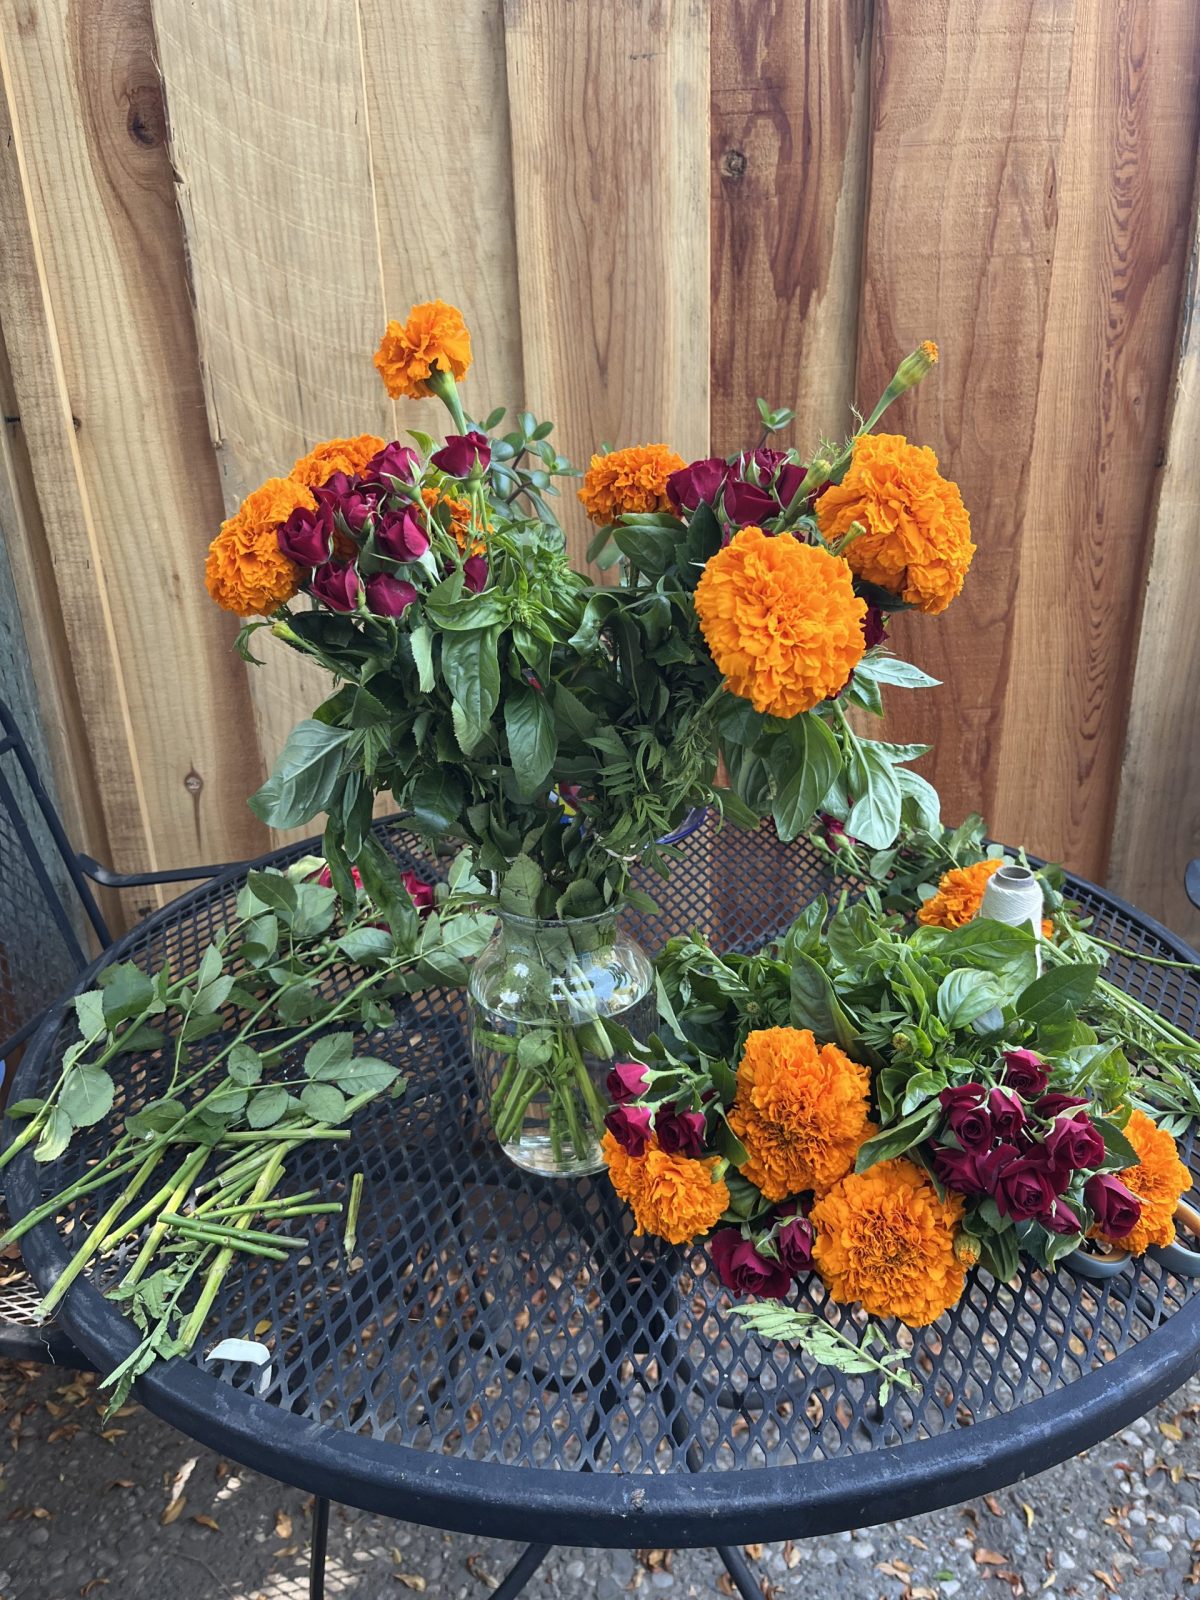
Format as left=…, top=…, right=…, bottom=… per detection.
left=978, top=864, right=1044, bottom=975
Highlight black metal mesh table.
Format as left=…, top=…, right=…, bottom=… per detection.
left=7, top=819, right=1200, bottom=1578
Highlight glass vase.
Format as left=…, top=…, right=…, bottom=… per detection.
left=468, top=907, right=654, bottom=1176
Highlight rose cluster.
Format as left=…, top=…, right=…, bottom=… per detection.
left=709, top=1207, right=814, bottom=1298
left=603, top=1061, right=706, bottom=1158
left=931, top=1049, right=1142, bottom=1239
left=666, top=447, right=808, bottom=529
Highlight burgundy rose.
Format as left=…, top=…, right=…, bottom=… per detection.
left=861, top=606, right=888, bottom=650
left=364, top=441, right=420, bottom=483
left=432, top=430, right=492, bottom=478
left=339, top=489, right=379, bottom=536
left=722, top=476, right=777, bottom=528
left=775, top=1210, right=815, bottom=1275
left=606, top=1061, right=649, bottom=1105
left=401, top=869, right=435, bottom=917
left=932, top=1143, right=990, bottom=1196
left=1002, top=1048, right=1049, bottom=1099
left=1084, top=1173, right=1143, bottom=1239
left=655, top=1105, right=706, bottom=1159
left=277, top=504, right=332, bottom=567
left=604, top=1104, right=653, bottom=1157
left=817, top=812, right=857, bottom=852
left=1043, top=1113, right=1106, bottom=1176
left=365, top=573, right=417, bottom=618
left=666, top=456, right=730, bottom=513
left=1041, top=1197, right=1083, bottom=1236
left=313, top=471, right=355, bottom=510
left=709, top=1230, right=792, bottom=1299
left=939, top=1084, right=992, bottom=1150
left=375, top=506, right=430, bottom=562
left=987, top=1087, right=1026, bottom=1142
left=463, top=555, right=489, bottom=593
left=313, top=863, right=363, bottom=891
left=1034, top=1091, right=1089, bottom=1121
left=310, top=561, right=362, bottom=613
left=992, top=1152, right=1060, bottom=1222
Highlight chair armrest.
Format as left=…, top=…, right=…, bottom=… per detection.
left=76, top=854, right=246, bottom=889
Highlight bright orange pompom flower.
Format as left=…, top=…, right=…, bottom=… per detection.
left=603, top=1132, right=730, bottom=1246
left=728, top=1027, right=872, bottom=1201
left=374, top=300, right=472, bottom=400
left=422, top=486, right=486, bottom=555
left=290, top=435, right=385, bottom=489
left=694, top=528, right=866, bottom=717
left=1093, top=1109, right=1191, bottom=1256
left=816, top=433, right=974, bottom=615
left=204, top=477, right=315, bottom=616
left=811, top=1157, right=967, bottom=1327
left=577, top=444, right=686, bottom=526
left=917, top=857, right=1053, bottom=937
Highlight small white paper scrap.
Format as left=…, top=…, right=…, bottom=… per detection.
left=205, top=1337, right=274, bottom=1396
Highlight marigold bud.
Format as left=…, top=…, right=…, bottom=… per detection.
left=891, top=340, right=939, bottom=394
left=954, top=1232, right=981, bottom=1267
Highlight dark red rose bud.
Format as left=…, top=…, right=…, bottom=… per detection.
left=1034, top=1091, right=1089, bottom=1120
left=939, top=1084, right=992, bottom=1150
left=463, top=555, right=489, bottom=593
left=1084, top=1173, right=1143, bottom=1239
left=313, top=471, right=355, bottom=509
left=401, top=869, right=435, bottom=916
left=666, top=456, right=730, bottom=513
left=365, top=573, right=417, bottom=618
left=1002, top=1048, right=1049, bottom=1099
left=364, top=441, right=420, bottom=483
left=987, top=1086, right=1026, bottom=1142
left=431, top=430, right=491, bottom=478
left=339, top=490, right=378, bottom=535
left=722, top=477, right=777, bottom=528
left=277, top=505, right=332, bottom=568
left=861, top=606, right=889, bottom=649
left=933, top=1143, right=990, bottom=1196
left=606, top=1061, right=649, bottom=1104
left=1041, top=1197, right=1083, bottom=1236
left=312, top=863, right=363, bottom=891
left=654, top=1105, right=707, bottom=1159
left=709, top=1230, right=792, bottom=1298
left=775, top=1210, right=815, bottom=1275
left=1043, top=1113, right=1106, bottom=1175
left=992, top=1151, right=1060, bottom=1222
left=310, top=561, right=362, bottom=613
left=604, top=1104, right=653, bottom=1157
left=375, top=506, right=430, bottom=562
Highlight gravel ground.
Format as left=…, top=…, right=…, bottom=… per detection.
left=2, top=1359, right=1200, bottom=1600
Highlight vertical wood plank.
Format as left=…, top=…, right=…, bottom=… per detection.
left=358, top=0, right=525, bottom=433
left=151, top=0, right=391, bottom=789
left=505, top=0, right=711, bottom=566
left=710, top=0, right=874, bottom=457
left=0, top=0, right=265, bottom=904
left=856, top=0, right=1200, bottom=883
left=1110, top=151, right=1200, bottom=944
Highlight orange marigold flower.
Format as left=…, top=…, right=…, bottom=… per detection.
left=204, top=477, right=315, bottom=616
left=421, top=486, right=486, bottom=555
left=728, top=1027, right=871, bottom=1201
left=917, top=857, right=1053, bottom=937
left=577, top=443, right=686, bottom=526
left=816, top=432, right=974, bottom=615
left=811, top=1157, right=966, bottom=1327
left=1093, top=1108, right=1191, bottom=1255
left=603, top=1132, right=729, bottom=1246
left=290, top=434, right=386, bottom=489
left=374, top=300, right=472, bottom=400
left=694, top=528, right=866, bottom=717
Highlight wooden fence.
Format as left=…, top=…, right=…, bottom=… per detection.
left=1, top=0, right=1198, bottom=940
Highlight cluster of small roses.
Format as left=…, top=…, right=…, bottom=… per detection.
left=666, top=447, right=807, bottom=527
left=279, top=436, right=490, bottom=621
left=932, top=1048, right=1141, bottom=1239
left=708, top=1207, right=814, bottom=1298
left=603, top=1060, right=706, bottom=1157
left=312, top=861, right=435, bottom=917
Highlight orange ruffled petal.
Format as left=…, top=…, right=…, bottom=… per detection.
left=1093, top=1108, right=1192, bottom=1256
left=374, top=300, right=472, bottom=400
left=290, top=434, right=385, bottom=489
left=578, top=444, right=685, bottom=526
left=603, top=1133, right=730, bottom=1246
left=204, top=477, right=314, bottom=616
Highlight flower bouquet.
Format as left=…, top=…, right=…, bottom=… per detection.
left=204, top=299, right=974, bottom=1175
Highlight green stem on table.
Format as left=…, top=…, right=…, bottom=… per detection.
left=343, top=1172, right=364, bottom=1257
left=36, top=1147, right=167, bottom=1320
left=100, top=1144, right=211, bottom=1273
left=0, top=1149, right=150, bottom=1251
left=177, top=1149, right=287, bottom=1352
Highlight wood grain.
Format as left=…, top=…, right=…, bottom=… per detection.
left=855, top=0, right=1200, bottom=884
left=1109, top=147, right=1200, bottom=944
left=151, top=0, right=392, bottom=809
left=710, top=0, right=873, bottom=458
left=505, top=0, right=711, bottom=565
left=0, top=1, right=265, bottom=914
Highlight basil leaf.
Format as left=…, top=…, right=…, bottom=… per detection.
left=249, top=720, right=355, bottom=829
left=441, top=625, right=501, bottom=730
left=1018, top=963, right=1100, bottom=1027
left=504, top=685, right=557, bottom=798
left=771, top=714, right=841, bottom=841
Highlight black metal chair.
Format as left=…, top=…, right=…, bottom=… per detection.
left=1187, top=860, right=1200, bottom=912
left=0, top=697, right=239, bottom=1364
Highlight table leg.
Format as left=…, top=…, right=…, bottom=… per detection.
left=716, top=1542, right=764, bottom=1599
left=490, top=1542, right=552, bottom=1598
left=309, top=1495, right=330, bottom=1600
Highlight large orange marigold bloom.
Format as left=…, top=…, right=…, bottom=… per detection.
left=1093, top=1109, right=1191, bottom=1255
left=374, top=300, right=472, bottom=400
left=603, top=1133, right=730, bottom=1246
left=290, top=434, right=385, bottom=489
left=917, top=857, right=1053, bottom=937
left=694, top=528, right=866, bottom=717
left=204, top=477, right=315, bottom=616
left=728, top=1027, right=871, bottom=1201
left=816, top=433, right=974, bottom=615
left=577, top=443, right=686, bottom=526
left=811, top=1157, right=966, bottom=1327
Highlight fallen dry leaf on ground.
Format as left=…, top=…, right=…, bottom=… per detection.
left=974, top=1548, right=1008, bottom=1566
left=191, top=1514, right=220, bottom=1532
left=159, top=1496, right=186, bottom=1526
left=274, top=1509, right=292, bottom=1540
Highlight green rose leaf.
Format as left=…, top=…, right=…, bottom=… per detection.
left=59, top=1065, right=115, bottom=1128
left=227, top=1044, right=264, bottom=1086
left=247, top=1086, right=290, bottom=1129
left=33, top=1106, right=75, bottom=1163
left=304, top=1032, right=356, bottom=1079
left=300, top=1082, right=350, bottom=1124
